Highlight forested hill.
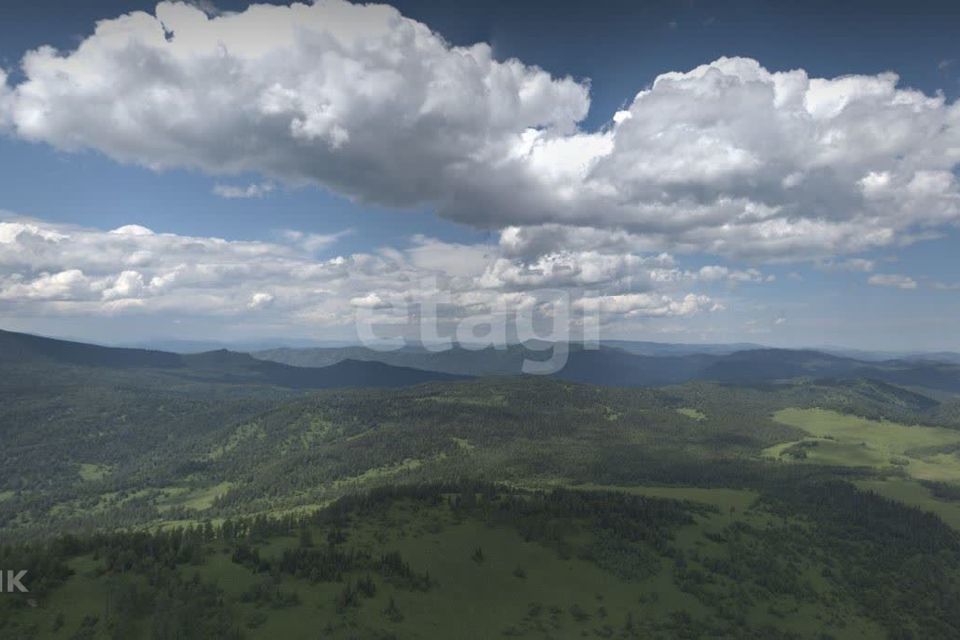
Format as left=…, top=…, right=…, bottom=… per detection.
left=561, top=347, right=960, bottom=392
left=3, top=353, right=959, bottom=542
left=0, top=327, right=183, bottom=368
left=0, top=328, right=465, bottom=389
left=6, top=327, right=959, bottom=393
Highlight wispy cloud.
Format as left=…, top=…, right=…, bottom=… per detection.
left=212, top=182, right=274, bottom=199
left=933, top=281, right=960, bottom=291
left=868, top=274, right=918, bottom=290
left=819, top=258, right=876, bottom=273
left=278, top=228, right=353, bottom=253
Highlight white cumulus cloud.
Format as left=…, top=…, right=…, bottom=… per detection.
left=868, top=273, right=918, bottom=290
left=0, top=4, right=957, bottom=260
left=1, top=0, right=587, bottom=209
left=0, top=215, right=724, bottom=334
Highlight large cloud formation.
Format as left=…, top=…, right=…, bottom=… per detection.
left=1, top=216, right=750, bottom=334
left=1, top=1, right=959, bottom=261
left=3, top=1, right=588, bottom=207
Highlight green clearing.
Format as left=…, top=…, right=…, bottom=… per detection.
left=0, top=489, right=14, bottom=502
left=856, top=477, right=960, bottom=531
left=78, top=463, right=111, bottom=481
left=676, top=407, right=707, bottom=421
left=766, top=408, right=960, bottom=481
left=332, top=458, right=427, bottom=489
left=452, top=436, right=475, bottom=451
left=773, top=408, right=960, bottom=451
left=159, top=481, right=234, bottom=511
left=207, top=421, right=266, bottom=460
left=355, top=514, right=689, bottom=639
left=419, top=392, right=508, bottom=407
left=38, top=556, right=117, bottom=638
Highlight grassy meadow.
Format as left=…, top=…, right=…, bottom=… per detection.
left=765, top=407, right=960, bottom=482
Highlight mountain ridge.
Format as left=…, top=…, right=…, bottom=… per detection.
left=0, top=328, right=465, bottom=389
left=4, top=328, right=960, bottom=392
left=254, top=341, right=960, bottom=392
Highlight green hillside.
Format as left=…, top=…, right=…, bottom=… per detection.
left=5, top=333, right=960, bottom=638
left=5, top=480, right=958, bottom=639
left=5, top=357, right=960, bottom=542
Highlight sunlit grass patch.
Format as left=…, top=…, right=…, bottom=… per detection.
left=78, top=463, right=111, bottom=481
left=766, top=408, right=960, bottom=481
left=676, top=407, right=707, bottom=421
left=856, top=477, right=960, bottom=531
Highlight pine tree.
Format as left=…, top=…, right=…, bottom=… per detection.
left=384, top=596, right=404, bottom=622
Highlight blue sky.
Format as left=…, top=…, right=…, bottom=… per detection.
left=0, top=0, right=958, bottom=350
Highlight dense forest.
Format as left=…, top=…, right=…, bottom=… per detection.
left=4, top=481, right=960, bottom=638
left=4, top=331, right=960, bottom=637
left=5, top=356, right=954, bottom=541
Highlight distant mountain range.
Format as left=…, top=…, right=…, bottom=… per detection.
left=253, top=341, right=960, bottom=393
left=4, top=328, right=960, bottom=393
left=118, top=337, right=357, bottom=353
left=0, top=329, right=464, bottom=389
left=250, top=341, right=767, bottom=377
left=102, top=335, right=960, bottom=363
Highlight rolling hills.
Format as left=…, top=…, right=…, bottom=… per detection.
left=0, top=329, right=465, bottom=389
left=254, top=340, right=960, bottom=392
left=3, top=328, right=960, bottom=542
left=5, top=330, right=960, bottom=638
